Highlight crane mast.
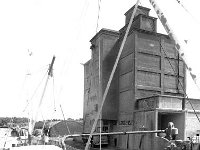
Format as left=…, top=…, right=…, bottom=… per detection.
left=28, top=56, right=56, bottom=143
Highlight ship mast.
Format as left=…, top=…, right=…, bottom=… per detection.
left=28, top=56, right=56, bottom=142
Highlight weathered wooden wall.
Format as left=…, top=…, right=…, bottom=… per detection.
left=83, top=29, right=119, bottom=133
left=129, top=110, right=156, bottom=150
left=83, top=4, right=188, bottom=150
left=116, top=28, right=186, bottom=149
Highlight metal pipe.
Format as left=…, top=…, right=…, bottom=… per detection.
left=66, top=130, right=165, bottom=137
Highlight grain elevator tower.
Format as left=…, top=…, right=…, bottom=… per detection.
left=83, top=5, right=200, bottom=150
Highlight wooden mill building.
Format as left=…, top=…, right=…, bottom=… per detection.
left=83, top=5, right=200, bottom=150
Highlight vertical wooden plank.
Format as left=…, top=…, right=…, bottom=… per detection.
left=134, top=32, right=138, bottom=100
left=183, top=111, right=186, bottom=140
left=131, top=31, right=137, bottom=134
left=99, top=37, right=103, bottom=117
left=177, top=53, right=180, bottom=92
left=132, top=32, right=136, bottom=110
left=183, top=60, right=186, bottom=97
left=160, top=38, right=164, bottom=95
left=155, top=110, right=158, bottom=130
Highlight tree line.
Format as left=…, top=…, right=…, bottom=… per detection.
left=0, top=117, right=28, bottom=126
left=0, top=117, right=83, bottom=126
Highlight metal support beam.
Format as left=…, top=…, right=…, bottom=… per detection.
left=66, top=130, right=165, bottom=138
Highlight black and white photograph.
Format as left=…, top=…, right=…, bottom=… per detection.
left=0, top=0, right=200, bottom=149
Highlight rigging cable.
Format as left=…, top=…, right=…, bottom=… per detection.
left=42, top=73, right=58, bottom=135
left=21, top=65, right=49, bottom=114
left=95, top=0, right=102, bottom=33
left=96, top=1, right=102, bottom=148
left=41, top=74, right=58, bottom=138
left=149, top=0, right=200, bottom=123
left=18, top=50, right=33, bottom=115
left=56, top=0, right=89, bottom=114
left=57, top=0, right=89, bottom=83
left=22, top=70, right=48, bottom=113
left=84, top=1, right=141, bottom=149
left=33, top=56, right=56, bottom=132
left=53, top=1, right=90, bottom=142
left=60, top=104, right=71, bottom=135
left=41, top=110, right=56, bottom=136
left=175, top=0, right=200, bottom=24
left=98, top=39, right=102, bottom=150
left=53, top=75, right=56, bottom=111
left=29, top=65, right=49, bottom=75
left=161, top=44, right=200, bottom=123
left=18, top=74, right=30, bottom=114
left=42, top=74, right=58, bottom=134
left=150, top=0, right=200, bottom=98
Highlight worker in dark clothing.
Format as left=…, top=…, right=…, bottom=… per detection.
left=11, top=129, right=19, bottom=137
left=165, top=122, right=178, bottom=141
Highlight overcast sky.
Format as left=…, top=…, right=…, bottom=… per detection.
left=0, top=0, right=200, bottom=121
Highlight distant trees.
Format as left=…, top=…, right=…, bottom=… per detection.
left=0, top=117, right=83, bottom=127
left=0, top=117, right=28, bottom=126
left=76, top=118, right=83, bottom=121
left=67, top=118, right=83, bottom=122
left=52, top=119, right=61, bottom=121
left=67, top=118, right=74, bottom=121
left=12, top=117, right=28, bottom=124
left=0, top=117, right=10, bottom=126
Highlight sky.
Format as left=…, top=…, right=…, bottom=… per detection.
left=0, top=0, right=200, bottom=121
